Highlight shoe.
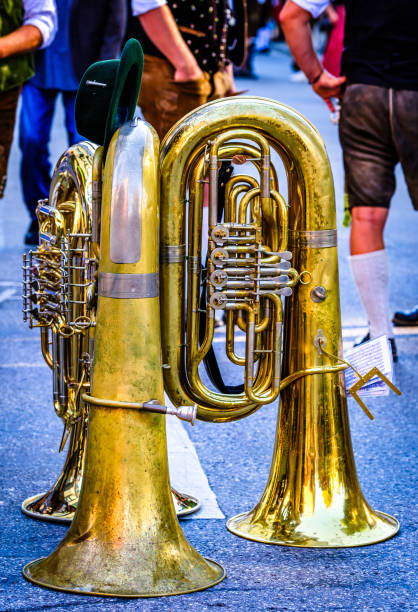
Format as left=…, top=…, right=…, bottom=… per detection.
left=24, top=219, right=39, bottom=246
left=354, top=332, right=398, bottom=363
left=392, top=306, right=418, bottom=326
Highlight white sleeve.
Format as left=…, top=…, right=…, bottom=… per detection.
left=131, top=0, right=167, bottom=17
left=290, top=0, right=329, bottom=19
left=23, top=0, right=57, bottom=49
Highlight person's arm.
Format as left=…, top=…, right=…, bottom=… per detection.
left=136, top=4, right=203, bottom=81
left=22, top=0, right=57, bottom=49
left=0, top=0, right=57, bottom=59
left=280, top=0, right=346, bottom=111
left=325, top=3, right=339, bottom=26
left=0, top=25, right=42, bottom=59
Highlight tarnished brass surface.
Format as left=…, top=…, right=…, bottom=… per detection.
left=22, top=143, right=199, bottom=523
left=160, top=96, right=399, bottom=546
left=23, top=558, right=224, bottom=598
left=23, top=120, right=224, bottom=596
left=22, top=94, right=400, bottom=601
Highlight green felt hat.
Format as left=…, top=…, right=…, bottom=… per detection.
left=75, top=39, right=144, bottom=150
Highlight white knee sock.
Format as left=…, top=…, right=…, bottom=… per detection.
left=349, top=249, right=393, bottom=339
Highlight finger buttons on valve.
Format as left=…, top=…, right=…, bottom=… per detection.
left=210, top=292, right=228, bottom=309
left=211, top=247, right=229, bottom=266
left=211, top=225, right=229, bottom=244
left=210, top=270, right=228, bottom=288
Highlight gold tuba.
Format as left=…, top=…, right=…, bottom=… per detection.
left=22, top=142, right=96, bottom=522
left=23, top=97, right=398, bottom=598
left=159, top=96, right=399, bottom=546
left=22, top=144, right=199, bottom=521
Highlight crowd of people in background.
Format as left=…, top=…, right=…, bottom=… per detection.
left=1, top=0, right=417, bottom=341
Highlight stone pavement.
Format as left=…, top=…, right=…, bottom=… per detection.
left=0, top=44, right=417, bottom=610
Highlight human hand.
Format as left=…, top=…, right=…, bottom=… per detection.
left=174, top=62, right=204, bottom=82
left=312, top=70, right=346, bottom=112
left=325, top=4, right=339, bottom=25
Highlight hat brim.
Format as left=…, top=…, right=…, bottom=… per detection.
left=75, top=39, right=144, bottom=150
left=103, top=39, right=144, bottom=150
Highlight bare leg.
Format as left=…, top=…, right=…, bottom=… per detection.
left=350, top=206, right=388, bottom=255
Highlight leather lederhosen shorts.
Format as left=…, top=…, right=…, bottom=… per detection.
left=339, top=84, right=418, bottom=210
left=138, top=54, right=231, bottom=141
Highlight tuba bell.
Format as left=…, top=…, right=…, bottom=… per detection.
left=23, top=95, right=399, bottom=598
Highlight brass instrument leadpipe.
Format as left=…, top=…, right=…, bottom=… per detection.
left=81, top=394, right=197, bottom=424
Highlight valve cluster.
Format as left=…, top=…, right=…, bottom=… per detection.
left=22, top=224, right=95, bottom=335
left=208, top=222, right=294, bottom=311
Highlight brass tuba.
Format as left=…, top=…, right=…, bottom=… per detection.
left=22, top=144, right=200, bottom=520
left=159, top=96, right=399, bottom=546
left=22, top=142, right=96, bottom=522
left=23, top=97, right=398, bottom=598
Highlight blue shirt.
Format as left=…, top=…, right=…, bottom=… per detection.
left=31, top=0, right=79, bottom=91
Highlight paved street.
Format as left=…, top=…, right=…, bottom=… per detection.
left=0, top=45, right=417, bottom=611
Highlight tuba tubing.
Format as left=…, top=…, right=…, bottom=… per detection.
left=160, top=96, right=335, bottom=421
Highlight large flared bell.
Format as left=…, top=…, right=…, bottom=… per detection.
left=226, top=182, right=400, bottom=548
left=23, top=407, right=224, bottom=597
left=227, top=376, right=399, bottom=547
left=22, top=486, right=199, bottom=523
left=227, top=502, right=399, bottom=548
